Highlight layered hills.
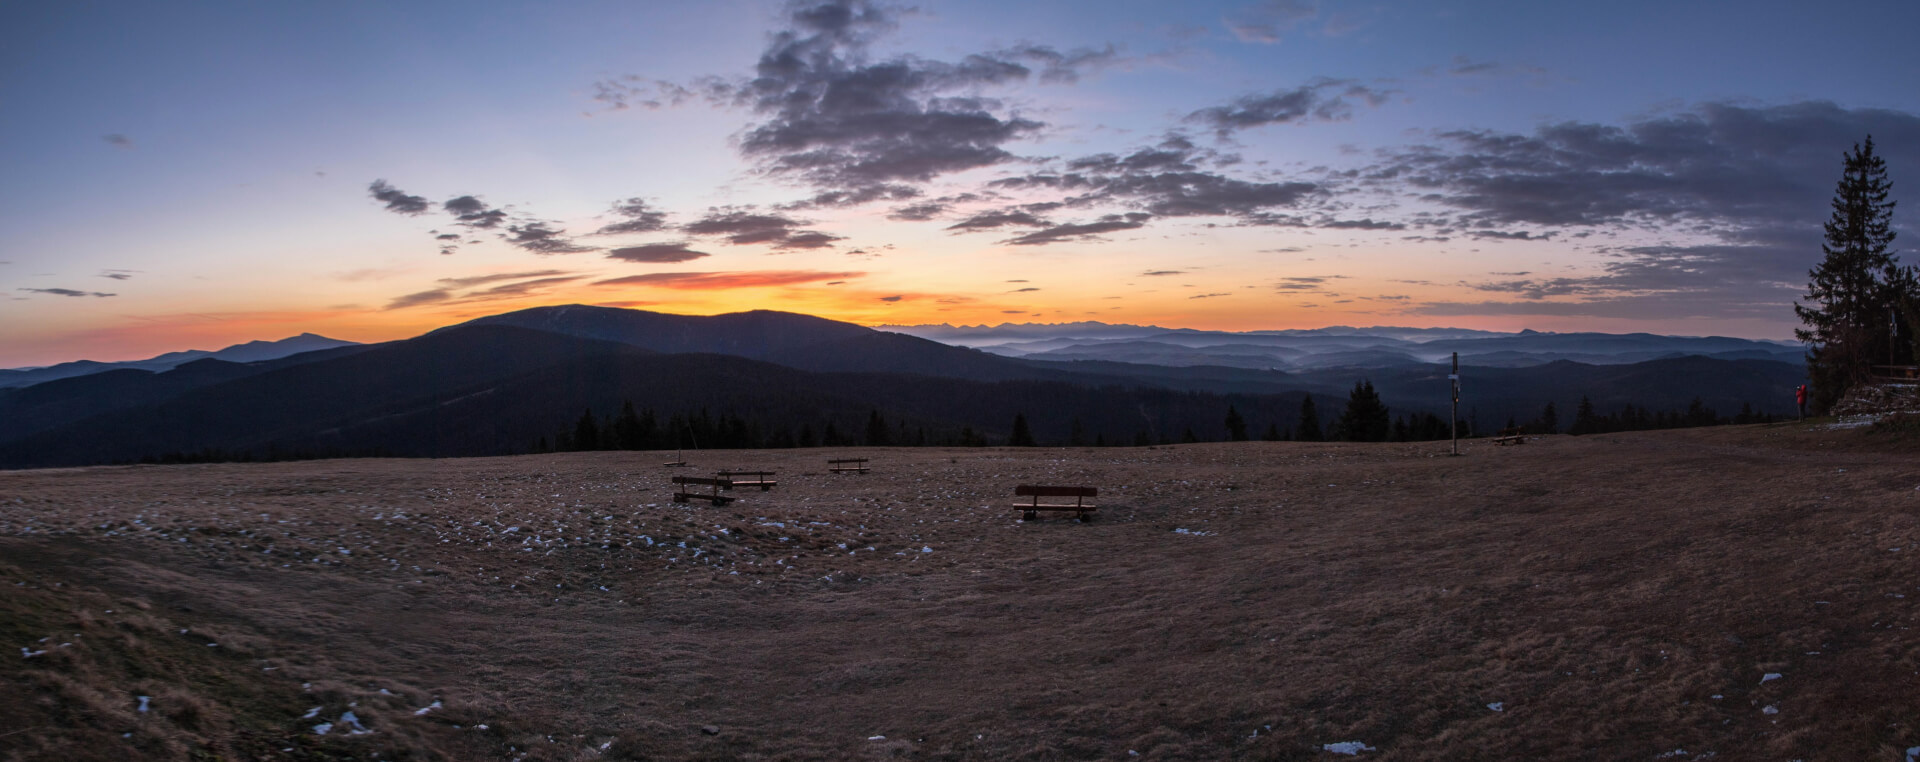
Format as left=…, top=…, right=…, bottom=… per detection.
left=0, top=306, right=1808, bottom=468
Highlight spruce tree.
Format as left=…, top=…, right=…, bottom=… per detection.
left=572, top=408, right=601, bottom=451
left=1796, top=135, right=1908, bottom=410
left=1224, top=405, right=1249, bottom=441
left=1008, top=413, right=1036, bottom=446
left=1296, top=394, right=1324, bottom=442
left=1570, top=396, right=1598, bottom=435
left=865, top=410, right=891, bottom=447
left=1335, top=380, right=1390, bottom=442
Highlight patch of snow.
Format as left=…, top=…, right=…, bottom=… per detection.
left=137, top=696, right=151, bottom=713
left=302, top=706, right=322, bottom=719
left=1173, top=528, right=1215, bottom=536
left=414, top=700, right=442, bottom=715
left=1760, top=672, right=1782, bottom=683
left=1762, top=705, right=1779, bottom=715
left=868, top=735, right=886, bottom=741
left=1323, top=741, right=1375, bottom=755
left=20, top=647, right=45, bottom=658
left=312, top=722, right=333, bottom=735
left=1486, top=702, right=1503, bottom=712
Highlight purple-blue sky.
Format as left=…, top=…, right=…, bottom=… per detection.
left=3, top=0, right=1918, bottom=366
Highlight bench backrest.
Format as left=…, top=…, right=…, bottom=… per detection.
left=1015, top=484, right=1097, bottom=498
left=827, top=458, right=868, bottom=464
left=672, top=476, right=728, bottom=487
left=714, top=471, right=773, bottom=478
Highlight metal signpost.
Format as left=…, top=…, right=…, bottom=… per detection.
left=1449, top=352, right=1461, bottom=456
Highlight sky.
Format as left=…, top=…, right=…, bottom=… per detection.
left=4, top=0, right=1920, bottom=367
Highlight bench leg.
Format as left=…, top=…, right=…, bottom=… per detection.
left=1023, top=509, right=1037, bottom=521
left=1079, top=511, right=1094, bottom=522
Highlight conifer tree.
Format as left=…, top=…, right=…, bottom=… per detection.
left=1569, top=395, right=1599, bottom=435
left=1008, top=413, right=1036, bottom=446
left=1796, top=135, right=1908, bottom=410
left=865, top=410, right=891, bottom=447
left=1335, top=380, right=1390, bottom=442
left=572, top=408, right=601, bottom=451
left=1224, top=405, right=1249, bottom=441
left=1296, top=394, right=1324, bottom=442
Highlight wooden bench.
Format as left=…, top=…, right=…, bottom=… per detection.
left=671, top=476, right=735, bottom=505
left=828, top=458, right=870, bottom=474
left=1492, top=426, right=1526, bottom=446
left=1014, top=485, right=1098, bottom=522
left=715, top=470, right=777, bottom=491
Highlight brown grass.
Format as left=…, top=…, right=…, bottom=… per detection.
left=3, top=422, right=1919, bottom=760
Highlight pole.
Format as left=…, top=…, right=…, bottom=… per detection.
left=1449, top=352, right=1460, bottom=456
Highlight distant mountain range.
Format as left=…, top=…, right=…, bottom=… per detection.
left=0, top=333, right=359, bottom=389
left=881, top=321, right=1804, bottom=369
left=0, top=306, right=1810, bottom=468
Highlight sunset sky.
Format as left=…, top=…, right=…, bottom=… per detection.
left=4, top=0, right=1919, bottom=367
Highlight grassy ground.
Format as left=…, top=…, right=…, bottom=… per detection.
left=3, top=421, right=1919, bottom=760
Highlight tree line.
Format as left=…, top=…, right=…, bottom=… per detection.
left=535, top=380, right=1775, bottom=453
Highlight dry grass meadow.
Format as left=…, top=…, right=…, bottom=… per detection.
left=4, top=422, right=1920, bottom=760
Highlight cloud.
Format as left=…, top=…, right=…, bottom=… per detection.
left=946, top=210, right=1050, bottom=231
left=505, top=222, right=597, bottom=254
left=435, top=270, right=574, bottom=289
left=1004, top=213, right=1152, bottom=246
left=988, top=137, right=1324, bottom=224
left=592, top=270, right=864, bottom=290
left=19, top=288, right=115, bottom=298
left=1368, top=100, right=1920, bottom=231
left=103, top=134, right=133, bottom=148
left=442, top=196, right=508, bottom=229
left=1141, top=270, right=1185, bottom=276
left=887, top=202, right=949, bottom=221
left=723, top=0, right=1098, bottom=204
left=1274, top=276, right=1340, bottom=292
left=1189, top=292, right=1231, bottom=299
left=369, top=180, right=431, bottom=216
left=606, top=242, right=711, bottom=263
left=879, top=295, right=904, bottom=302
left=1225, top=0, right=1321, bottom=43
left=595, top=197, right=671, bottom=235
left=1187, top=79, right=1392, bottom=134
left=1322, top=218, right=1405, bottom=230
left=98, top=269, right=137, bottom=280
left=384, top=289, right=453, bottom=310
left=1010, top=287, right=1041, bottom=293
left=682, top=208, right=844, bottom=249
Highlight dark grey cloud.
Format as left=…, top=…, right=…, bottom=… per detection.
left=887, top=202, right=949, bottom=221
left=879, top=295, right=904, bottom=302
left=505, top=222, right=597, bottom=254
left=683, top=208, right=844, bottom=249
left=103, top=134, right=133, bottom=148
left=720, top=0, right=1127, bottom=204
left=1187, top=79, right=1392, bottom=134
left=1321, top=218, right=1405, bottom=230
left=987, top=137, right=1324, bottom=224
left=607, top=242, right=711, bottom=263
left=1361, top=100, right=1920, bottom=319
left=1469, top=229, right=1552, bottom=241
left=1274, top=276, right=1339, bottom=292
left=443, top=196, right=508, bottom=229
left=1141, top=270, right=1185, bottom=276
left=1004, top=213, right=1151, bottom=246
left=98, top=269, right=137, bottom=280
left=1370, top=100, right=1920, bottom=230
left=595, top=197, right=671, bottom=235
left=369, top=180, right=431, bottom=216
left=19, top=288, right=114, bottom=298
left=1189, top=292, right=1231, bottom=299
left=946, top=210, right=1050, bottom=231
